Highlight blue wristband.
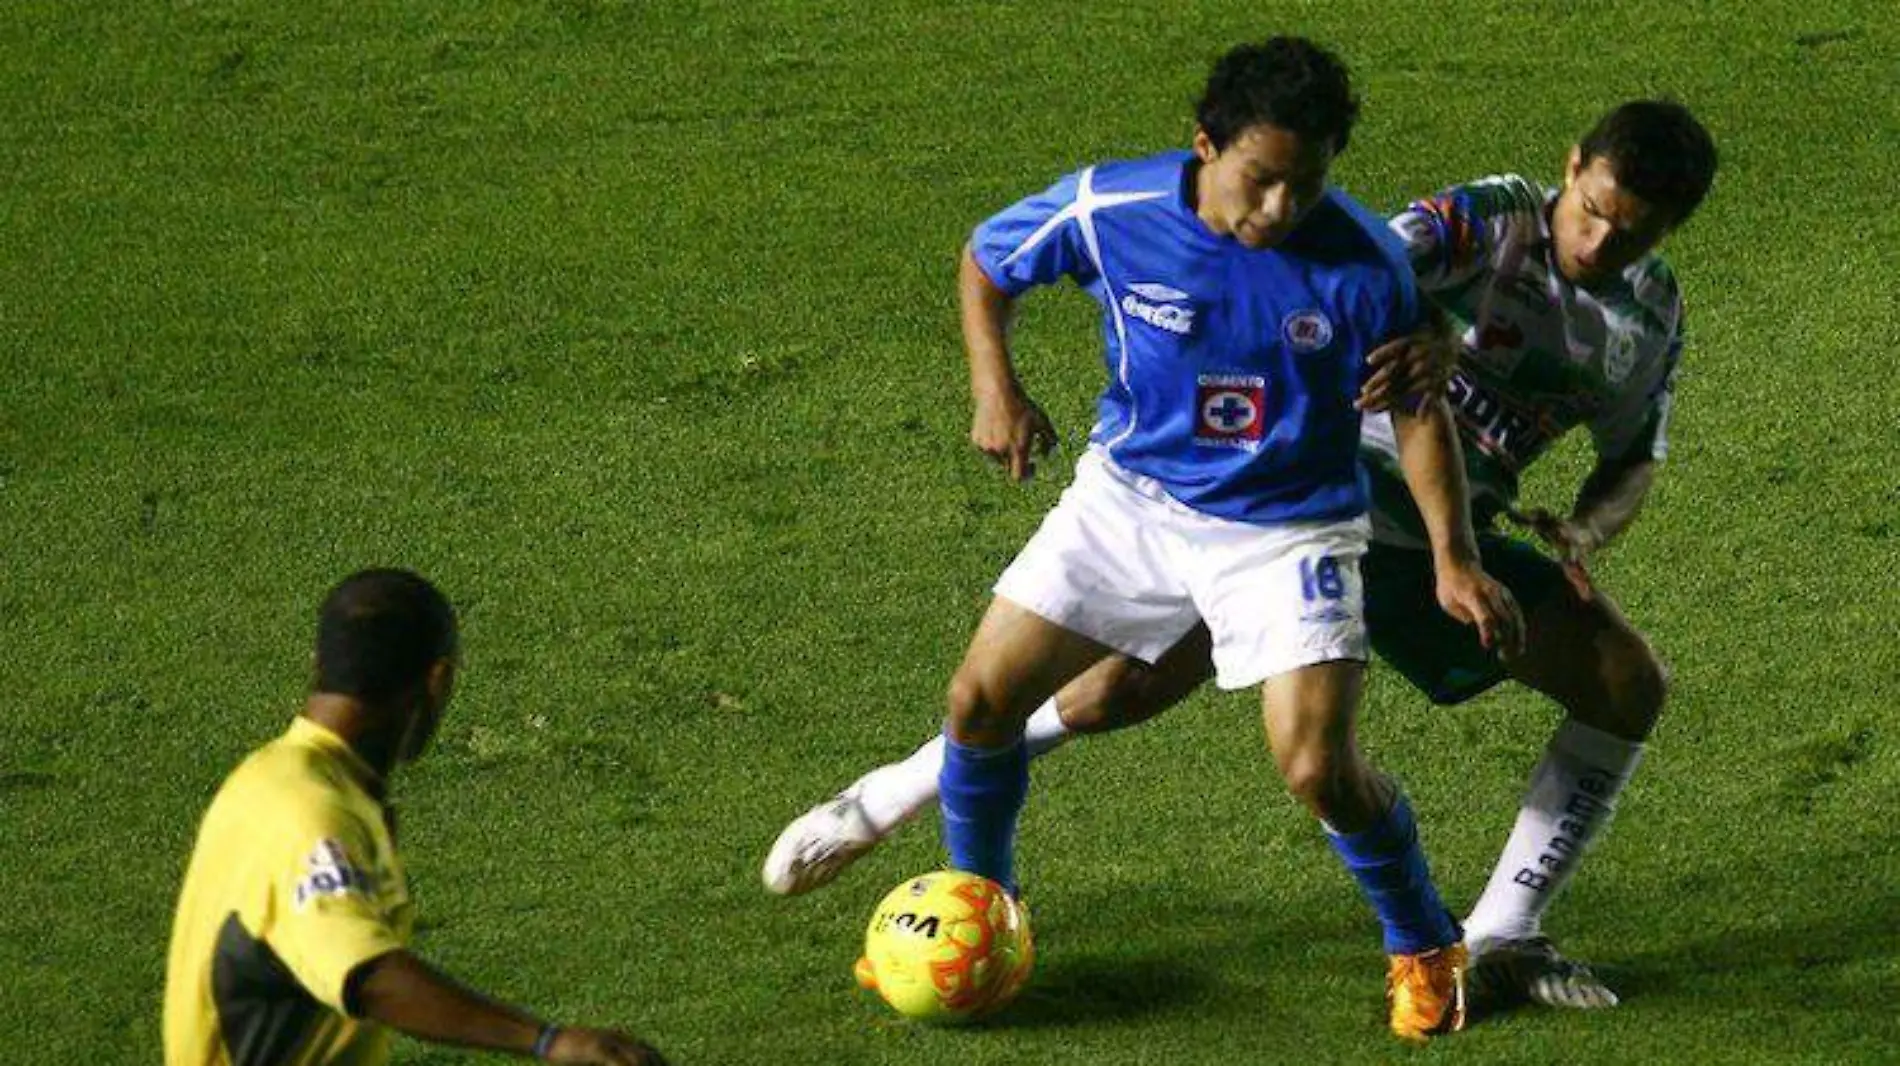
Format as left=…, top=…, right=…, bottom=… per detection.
left=532, top=1023, right=561, bottom=1060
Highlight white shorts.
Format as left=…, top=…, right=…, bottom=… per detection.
left=993, top=449, right=1370, bottom=690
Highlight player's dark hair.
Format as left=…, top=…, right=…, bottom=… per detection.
left=314, top=569, right=456, bottom=702
left=1196, top=37, right=1359, bottom=154
left=1578, top=100, right=1718, bottom=225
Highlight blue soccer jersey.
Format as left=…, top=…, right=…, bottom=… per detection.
left=970, top=150, right=1420, bottom=525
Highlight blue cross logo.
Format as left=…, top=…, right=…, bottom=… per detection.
left=1206, top=393, right=1255, bottom=431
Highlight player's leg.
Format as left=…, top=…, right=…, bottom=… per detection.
left=1059, top=621, right=1217, bottom=733
left=763, top=626, right=1217, bottom=895
left=1459, top=580, right=1663, bottom=1008
left=1259, top=661, right=1467, bottom=1042
left=936, top=450, right=1203, bottom=895
left=768, top=450, right=1201, bottom=896
left=1191, top=514, right=1463, bottom=1042
left=1363, top=534, right=1650, bottom=1009
left=937, top=595, right=1118, bottom=894
left=761, top=695, right=1072, bottom=896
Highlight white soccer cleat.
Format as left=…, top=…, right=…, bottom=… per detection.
left=1467, top=935, right=1620, bottom=1010
left=762, top=789, right=884, bottom=896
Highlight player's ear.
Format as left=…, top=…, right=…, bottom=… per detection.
left=1564, top=146, right=1584, bottom=186
left=1192, top=127, right=1218, bottom=164
left=425, top=656, right=456, bottom=712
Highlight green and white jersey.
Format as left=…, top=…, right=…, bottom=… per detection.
left=1361, top=174, right=1684, bottom=547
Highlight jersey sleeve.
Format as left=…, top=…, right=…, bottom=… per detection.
left=267, top=807, right=408, bottom=1014
left=968, top=169, right=1098, bottom=296
left=1388, top=175, right=1544, bottom=296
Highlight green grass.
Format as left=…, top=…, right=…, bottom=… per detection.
left=3, top=1, right=1897, bottom=1062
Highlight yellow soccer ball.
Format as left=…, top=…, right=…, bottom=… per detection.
left=856, top=871, right=1034, bottom=1023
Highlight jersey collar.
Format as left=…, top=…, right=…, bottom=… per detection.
left=287, top=716, right=386, bottom=799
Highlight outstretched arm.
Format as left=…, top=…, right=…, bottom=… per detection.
left=351, top=950, right=665, bottom=1065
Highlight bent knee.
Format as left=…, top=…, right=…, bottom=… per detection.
left=1610, top=638, right=1668, bottom=709
left=1057, top=659, right=1138, bottom=734
left=1592, top=637, right=1668, bottom=738
left=1276, top=748, right=1358, bottom=813
left=944, top=671, right=992, bottom=725
left=945, top=670, right=1022, bottom=743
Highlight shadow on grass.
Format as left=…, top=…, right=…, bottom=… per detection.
left=1472, top=858, right=1900, bottom=1027
left=1613, top=888, right=1900, bottom=1012
left=0, top=771, right=58, bottom=792
left=983, top=950, right=1216, bottom=1029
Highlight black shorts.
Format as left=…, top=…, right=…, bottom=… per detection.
left=1363, top=532, right=1570, bottom=705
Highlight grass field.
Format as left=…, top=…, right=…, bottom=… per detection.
left=3, top=2, right=1897, bottom=1063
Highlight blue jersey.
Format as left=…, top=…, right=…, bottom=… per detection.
left=970, top=150, right=1420, bottom=525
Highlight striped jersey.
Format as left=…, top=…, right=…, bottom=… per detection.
left=1363, top=174, right=1684, bottom=544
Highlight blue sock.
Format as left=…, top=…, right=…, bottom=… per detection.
left=938, top=735, right=1029, bottom=895
left=1326, top=792, right=1461, bottom=955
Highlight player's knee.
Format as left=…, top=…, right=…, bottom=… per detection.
left=1054, top=663, right=1130, bottom=735
left=1276, top=748, right=1344, bottom=814
left=1278, top=744, right=1386, bottom=826
left=944, top=670, right=1017, bottom=744
left=1091, top=662, right=1173, bottom=734
left=1600, top=637, right=1668, bottom=739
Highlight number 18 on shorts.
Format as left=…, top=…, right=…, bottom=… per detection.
left=994, top=450, right=1370, bottom=690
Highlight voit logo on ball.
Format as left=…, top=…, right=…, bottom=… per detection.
left=1195, top=373, right=1267, bottom=451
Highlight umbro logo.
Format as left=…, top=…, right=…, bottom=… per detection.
left=1121, top=281, right=1196, bottom=335
left=1126, top=282, right=1190, bottom=302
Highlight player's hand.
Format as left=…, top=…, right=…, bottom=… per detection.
left=1357, top=324, right=1455, bottom=413
left=1505, top=507, right=1599, bottom=602
left=1435, top=560, right=1526, bottom=657
left=544, top=1027, right=668, bottom=1066
left=971, top=384, right=1059, bottom=482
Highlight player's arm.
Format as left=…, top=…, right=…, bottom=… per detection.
left=1525, top=313, right=1681, bottom=564
left=1572, top=453, right=1656, bottom=549
left=1357, top=302, right=1457, bottom=413
left=1517, top=451, right=1656, bottom=563
left=961, top=169, right=1098, bottom=482
left=961, top=243, right=1057, bottom=482
left=1390, top=395, right=1525, bottom=654
left=350, top=950, right=664, bottom=1065
left=270, top=820, right=665, bottom=1065
left=1360, top=188, right=1476, bottom=414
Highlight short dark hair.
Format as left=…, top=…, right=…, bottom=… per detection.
left=1196, top=37, right=1359, bottom=154
left=1578, top=100, right=1718, bottom=224
left=315, top=569, right=456, bottom=702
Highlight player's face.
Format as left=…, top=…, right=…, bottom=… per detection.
left=1551, top=149, right=1673, bottom=288
left=1193, top=123, right=1333, bottom=250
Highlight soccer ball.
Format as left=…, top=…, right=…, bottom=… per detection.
left=855, top=870, right=1034, bottom=1023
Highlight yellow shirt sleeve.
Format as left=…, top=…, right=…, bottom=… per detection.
left=267, top=805, right=409, bottom=1014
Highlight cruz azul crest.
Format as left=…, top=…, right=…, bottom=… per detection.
left=1195, top=374, right=1267, bottom=451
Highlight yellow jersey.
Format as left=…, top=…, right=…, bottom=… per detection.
left=164, top=718, right=414, bottom=1066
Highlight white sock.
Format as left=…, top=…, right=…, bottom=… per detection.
left=1023, top=696, right=1074, bottom=757
left=851, top=697, right=1072, bottom=835
left=1463, top=717, right=1644, bottom=948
